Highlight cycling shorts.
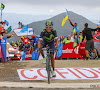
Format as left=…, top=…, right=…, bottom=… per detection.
left=41, top=39, right=55, bottom=54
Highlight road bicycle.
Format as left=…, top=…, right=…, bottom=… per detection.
left=41, top=46, right=57, bottom=84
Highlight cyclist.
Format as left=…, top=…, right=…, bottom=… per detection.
left=38, top=20, right=58, bottom=77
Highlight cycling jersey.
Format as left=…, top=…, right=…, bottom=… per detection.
left=40, top=29, right=58, bottom=43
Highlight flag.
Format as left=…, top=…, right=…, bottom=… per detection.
left=73, top=42, right=77, bottom=48
left=1, top=3, right=5, bottom=10
left=19, top=25, right=28, bottom=33
left=4, top=20, right=9, bottom=26
left=7, top=26, right=12, bottom=33
left=57, top=43, right=63, bottom=57
left=61, top=15, right=68, bottom=27
left=66, top=9, right=68, bottom=15
left=61, top=9, right=69, bottom=27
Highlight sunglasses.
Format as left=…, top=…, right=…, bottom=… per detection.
left=46, top=26, right=52, bottom=28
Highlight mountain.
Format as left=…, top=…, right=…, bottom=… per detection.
left=7, top=11, right=97, bottom=42
left=28, top=11, right=97, bottom=36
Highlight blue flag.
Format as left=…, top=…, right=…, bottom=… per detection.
left=57, top=43, right=63, bottom=57
left=19, top=25, right=28, bottom=33
left=4, top=20, right=9, bottom=26
left=31, top=48, right=39, bottom=60
left=22, top=51, right=26, bottom=60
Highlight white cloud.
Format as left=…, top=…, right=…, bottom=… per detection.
left=1, top=0, right=100, bottom=21
left=49, top=9, right=55, bottom=13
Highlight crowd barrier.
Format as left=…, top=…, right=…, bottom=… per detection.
left=55, top=42, right=83, bottom=59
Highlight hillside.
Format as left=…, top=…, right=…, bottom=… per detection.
left=8, top=11, right=97, bottom=42
left=28, top=11, right=97, bottom=36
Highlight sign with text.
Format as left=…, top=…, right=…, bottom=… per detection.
left=17, top=68, right=100, bottom=80
left=13, top=27, right=34, bottom=36
left=55, top=42, right=82, bottom=59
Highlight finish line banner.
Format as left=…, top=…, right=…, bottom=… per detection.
left=17, top=68, right=100, bottom=80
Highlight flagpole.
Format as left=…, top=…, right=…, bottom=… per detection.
left=27, top=25, right=28, bottom=36
left=1, top=8, right=2, bottom=21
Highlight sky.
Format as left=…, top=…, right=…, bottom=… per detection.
left=0, top=0, right=100, bottom=21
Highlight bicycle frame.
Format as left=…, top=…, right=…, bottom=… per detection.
left=42, top=47, right=54, bottom=84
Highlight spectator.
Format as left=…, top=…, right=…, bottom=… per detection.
left=82, top=23, right=98, bottom=60
left=11, top=41, right=15, bottom=47
left=67, top=35, right=71, bottom=40
left=71, top=32, right=74, bottom=42
left=64, top=35, right=71, bottom=44
left=68, top=19, right=80, bottom=42
left=92, top=31, right=96, bottom=36
left=0, top=21, right=6, bottom=34
left=60, top=36, right=64, bottom=43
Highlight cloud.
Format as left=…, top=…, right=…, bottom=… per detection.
left=49, top=9, right=55, bottom=13
left=1, top=0, right=100, bottom=19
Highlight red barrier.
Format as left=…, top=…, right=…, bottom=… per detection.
left=55, top=42, right=83, bottom=59
left=25, top=52, right=32, bottom=60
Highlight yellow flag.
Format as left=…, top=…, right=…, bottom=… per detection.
left=7, top=43, right=9, bottom=51
left=61, top=15, right=68, bottom=27
left=65, top=15, right=68, bottom=21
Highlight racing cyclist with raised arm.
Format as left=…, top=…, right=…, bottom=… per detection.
left=38, top=20, right=58, bottom=77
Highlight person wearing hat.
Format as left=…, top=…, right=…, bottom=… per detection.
left=0, top=21, right=6, bottom=34
left=95, top=24, right=100, bottom=33
left=68, top=19, right=80, bottom=43
left=64, top=35, right=71, bottom=44
left=38, top=20, right=58, bottom=77
left=60, top=36, right=64, bottom=43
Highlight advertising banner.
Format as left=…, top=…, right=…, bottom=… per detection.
left=17, top=68, right=100, bottom=80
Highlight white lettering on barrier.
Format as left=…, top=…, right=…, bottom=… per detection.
left=62, top=46, right=79, bottom=54
left=25, top=54, right=32, bottom=58
left=62, top=48, right=73, bottom=53
left=74, top=46, right=79, bottom=54
left=17, top=68, right=100, bottom=80
left=80, top=47, right=85, bottom=49
left=1, top=40, right=5, bottom=43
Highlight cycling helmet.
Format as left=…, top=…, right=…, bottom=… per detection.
left=45, top=20, right=53, bottom=26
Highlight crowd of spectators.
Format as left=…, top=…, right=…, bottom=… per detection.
left=59, top=18, right=99, bottom=45
left=10, top=35, right=39, bottom=54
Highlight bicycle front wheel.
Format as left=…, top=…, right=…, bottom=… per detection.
left=46, top=56, right=51, bottom=84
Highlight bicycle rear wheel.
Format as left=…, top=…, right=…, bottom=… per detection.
left=46, top=56, right=51, bottom=84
